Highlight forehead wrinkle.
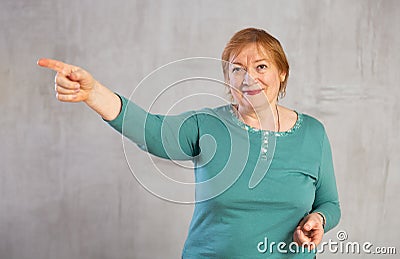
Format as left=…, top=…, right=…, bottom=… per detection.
left=230, top=44, right=272, bottom=66
left=231, top=54, right=271, bottom=68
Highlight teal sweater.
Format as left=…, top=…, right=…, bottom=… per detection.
left=107, top=95, right=341, bottom=258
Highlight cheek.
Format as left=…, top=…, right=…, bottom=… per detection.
left=259, top=74, right=281, bottom=89
left=229, top=77, right=242, bottom=88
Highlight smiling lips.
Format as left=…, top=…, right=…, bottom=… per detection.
left=242, top=88, right=265, bottom=95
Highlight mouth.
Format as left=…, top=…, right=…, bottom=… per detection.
left=242, top=89, right=265, bottom=96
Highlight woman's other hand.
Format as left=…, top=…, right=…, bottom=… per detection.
left=292, top=212, right=324, bottom=251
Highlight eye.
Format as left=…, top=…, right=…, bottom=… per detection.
left=257, top=64, right=268, bottom=70
left=232, top=66, right=246, bottom=73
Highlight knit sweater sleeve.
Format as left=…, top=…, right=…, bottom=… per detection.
left=105, top=94, right=200, bottom=160
left=311, top=132, right=341, bottom=232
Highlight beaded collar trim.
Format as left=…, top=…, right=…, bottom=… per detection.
left=228, top=104, right=303, bottom=137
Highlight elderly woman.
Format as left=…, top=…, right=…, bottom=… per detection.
left=38, top=28, right=340, bottom=258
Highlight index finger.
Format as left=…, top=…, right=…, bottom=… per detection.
left=37, top=58, right=71, bottom=74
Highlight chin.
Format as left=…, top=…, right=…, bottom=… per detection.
left=240, top=96, right=272, bottom=110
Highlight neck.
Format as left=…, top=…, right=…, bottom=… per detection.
left=236, top=103, right=280, bottom=131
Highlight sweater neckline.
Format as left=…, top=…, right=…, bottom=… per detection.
left=228, top=104, right=303, bottom=137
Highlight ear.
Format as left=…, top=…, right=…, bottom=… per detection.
left=280, top=71, right=286, bottom=82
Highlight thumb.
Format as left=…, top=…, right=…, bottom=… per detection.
left=303, top=218, right=318, bottom=231
left=304, top=223, right=312, bottom=231
left=68, top=69, right=81, bottom=81
left=68, top=68, right=88, bottom=82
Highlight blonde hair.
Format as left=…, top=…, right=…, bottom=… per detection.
left=221, top=28, right=290, bottom=99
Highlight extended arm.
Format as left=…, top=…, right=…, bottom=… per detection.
left=38, top=58, right=200, bottom=160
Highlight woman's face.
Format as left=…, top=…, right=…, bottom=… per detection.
left=228, top=43, right=286, bottom=109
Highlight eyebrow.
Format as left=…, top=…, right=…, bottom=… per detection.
left=231, top=59, right=269, bottom=66
left=231, top=62, right=244, bottom=66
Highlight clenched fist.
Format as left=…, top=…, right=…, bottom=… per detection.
left=293, top=212, right=325, bottom=251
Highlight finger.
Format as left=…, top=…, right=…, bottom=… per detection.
left=37, top=58, right=76, bottom=75
left=293, top=230, right=312, bottom=251
left=295, top=229, right=311, bottom=244
left=56, top=93, right=78, bottom=102
left=309, top=229, right=324, bottom=246
left=55, top=84, right=80, bottom=95
left=293, top=230, right=301, bottom=245
left=38, top=58, right=67, bottom=72
left=55, top=73, right=80, bottom=90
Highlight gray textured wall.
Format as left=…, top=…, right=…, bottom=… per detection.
left=1, top=0, right=399, bottom=258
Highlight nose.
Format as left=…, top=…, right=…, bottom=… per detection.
left=243, top=70, right=257, bottom=86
